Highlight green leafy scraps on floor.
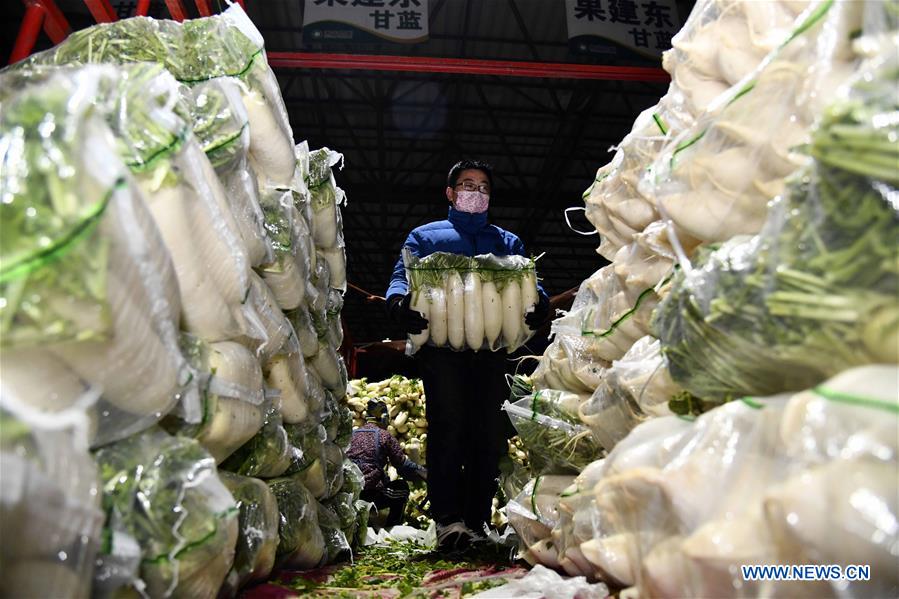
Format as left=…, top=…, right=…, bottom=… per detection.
left=243, top=539, right=528, bottom=598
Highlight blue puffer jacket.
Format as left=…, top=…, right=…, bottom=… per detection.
left=386, top=207, right=548, bottom=301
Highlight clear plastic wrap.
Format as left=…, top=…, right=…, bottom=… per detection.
left=0, top=404, right=104, bottom=599
left=220, top=403, right=295, bottom=479
left=306, top=147, right=346, bottom=250
left=185, top=78, right=272, bottom=267
left=267, top=475, right=326, bottom=570
left=405, top=251, right=539, bottom=354
left=579, top=336, right=680, bottom=452
left=264, top=336, right=318, bottom=425
left=506, top=475, right=576, bottom=569
left=218, top=472, right=280, bottom=597
left=310, top=340, right=349, bottom=395
left=93, top=428, right=239, bottom=598
left=0, top=66, right=195, bottom=447
left=284, top=424, right=345, bottom=500
left=286, top=305, right=322, bottom=360
left=551, top=266, right=659, bottom=366
left=531, top=338, right=603, bottom=395
left=241, top=272, right=294, bottom=364
left=653, top=43, right=899, bottom=403
left=646, top=0, right=863, bottom=244
left=601, top=365, right=899, bottom=598
left=162, top=336, right=266, bottom=463
left=24, top=4, right=297, bottom=190
left=503, top=390, right=602, bottom=475
left=258, top=188, right=311, bottom=311
left=326, top=289, right=346, bottom=350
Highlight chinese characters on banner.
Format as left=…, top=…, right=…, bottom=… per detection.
left=565, top=0, right=679, bottom=60
left=303, top=0, right=429, bottom=44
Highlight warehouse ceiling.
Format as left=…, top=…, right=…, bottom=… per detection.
left=1, top=0, right=694, bottom=345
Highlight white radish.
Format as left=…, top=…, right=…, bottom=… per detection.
left=242, top=88, right=296, bottom=187
left=265, top=354, right=308, bottom=424
left=482, top=280, right=503, bottom=350
left=319, top=246, right=346, bottom=291
left=197, top=397, right=265, bottom=462
left=446, top=271, right=465, bottom=350
left=429, top=288, right=448, bottom=347
left=260, top=257, right=304, bottom=311
left=520, top=271, right=539, bottom=316
left=501, top=281, right=523, bottom=349
left=463, top=272, right=485, bottom=350
left=408, top=290, right=430, bottom=349
left=312, top=202, right=339, bottom=249
left=310, top=342, right=342, bottom=391
left=208, top=341, right=264, bottom=401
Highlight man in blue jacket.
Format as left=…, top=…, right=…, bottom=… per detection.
left=385, top=159, right=550, bottom=552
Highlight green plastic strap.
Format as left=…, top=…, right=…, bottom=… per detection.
left=530, top=390, right=542, bottom=421
left=530, top=475, right=542, bottom=519
left=0, top=181, right=121, bottom=284
left=203, top=122, right=249, bottom=158
left=652, top=113, right=668, bottom=135
left=178, top=48, right=264, bottom=85
left=813, top=385, right=899, bottom=414
left=581, top=276, right=672, bottom=339
left=740, top=397, right=765, bottom=410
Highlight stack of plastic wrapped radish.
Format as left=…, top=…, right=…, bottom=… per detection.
left=0, top=6, right=364, bottom=599
left=509, top=1, right=899, bottom=596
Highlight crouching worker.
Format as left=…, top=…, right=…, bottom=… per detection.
left=347, top=399, right=427, bottom=528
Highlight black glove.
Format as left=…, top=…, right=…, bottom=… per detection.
left=387, top=294, right=429, bottom=335
left=525, top=294, right=551, bottom=330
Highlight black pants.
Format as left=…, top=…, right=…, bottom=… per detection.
left=416, top=346, right=510, bottom=531
left=361, top=479, right=410, bottom=528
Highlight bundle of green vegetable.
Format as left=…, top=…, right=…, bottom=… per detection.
left=267, top=475, right=326, bottom=570
left=0, top=66, right=194, bottom=446
left=653, top=44, right=899, bottom=404
left=162, top=335, right=266, bottom=463
left=0, top=407, right=104, bottom=599
left=503, top=390, right=603, bottom=475
left=23, top=4, right=297, bottom=190
left=94, top=428, right=239, bottom=598
left=220, top=404, right=294, bottom=479
left=506, top=475, right=575, bottom=569
left=405, top=252, right=540, bottom=353
left=218, top=472, right=280, bottom=597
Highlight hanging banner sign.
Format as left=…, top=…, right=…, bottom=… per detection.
left=565, top=0, right=680, bottom=60
left=303, top=0, right=429, bottom=44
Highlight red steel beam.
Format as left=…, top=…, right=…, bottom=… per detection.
left=195, top=0, right=212, bottom=17
left=9, top=2, right=44, bottom=64
left=267, top=52, right=670, bottom=82
left=83, top=0, right=117, bottom=22
left=36, top=0, right=71, bottom=44
left=164, top=0, right=188, bottom=21
left=135, top=0, right=151, bottom=16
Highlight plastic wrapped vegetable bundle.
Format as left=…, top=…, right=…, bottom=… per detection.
left=258, top=188, right=311, bottom=311
left=653, top=42, right=899, bottom=404
left=306, top=147, right=346, bottom=252
left=186, top=78, right=271, bottom=266
left=287, top=305, right=323, bottom=360
left=592, top=365, right=898, bottom=598
left=264, top=336, right=320, bottom=425
left=531, top=337, right=603, bottom=395
left=0, top=66, right=195, bottom=446
left=647, top=0, right=862, bottom=244
left=163, top=336, right=266, bottom=463
left=267, top=475, right=326, bottom=570
left=242, top=273, right=294, bottom=364
left=0, top=405, right=104, bottom=599
left=220, top=404, right=294, bottom=479
left=578, top=336, right=680, bottom=451
left=503, top=390, right=602, bottom=474
left=27, top=4, right=297, bottom=190
left=404, top=251, right=540, bottom=353
left=551, top=265, right=659, bottom=366
left=317, top=500, right=353, bottom=565
left=506, top=475, right=576, bottom=569
left=549, top=461, right=607, bottom=579
left=218, top=473, right=280, bottom=597
left=284, top=422, right=327, bottom=495
left=94, top=428, right=239, bottom=598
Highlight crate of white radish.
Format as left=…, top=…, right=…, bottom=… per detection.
left=403, top=250, right=540, bottom=354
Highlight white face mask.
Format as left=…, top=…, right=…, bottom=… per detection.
left=454, top=190, right=490, bottom=213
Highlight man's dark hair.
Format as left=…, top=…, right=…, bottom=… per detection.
left=447, top=159, right=494, bottom=191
